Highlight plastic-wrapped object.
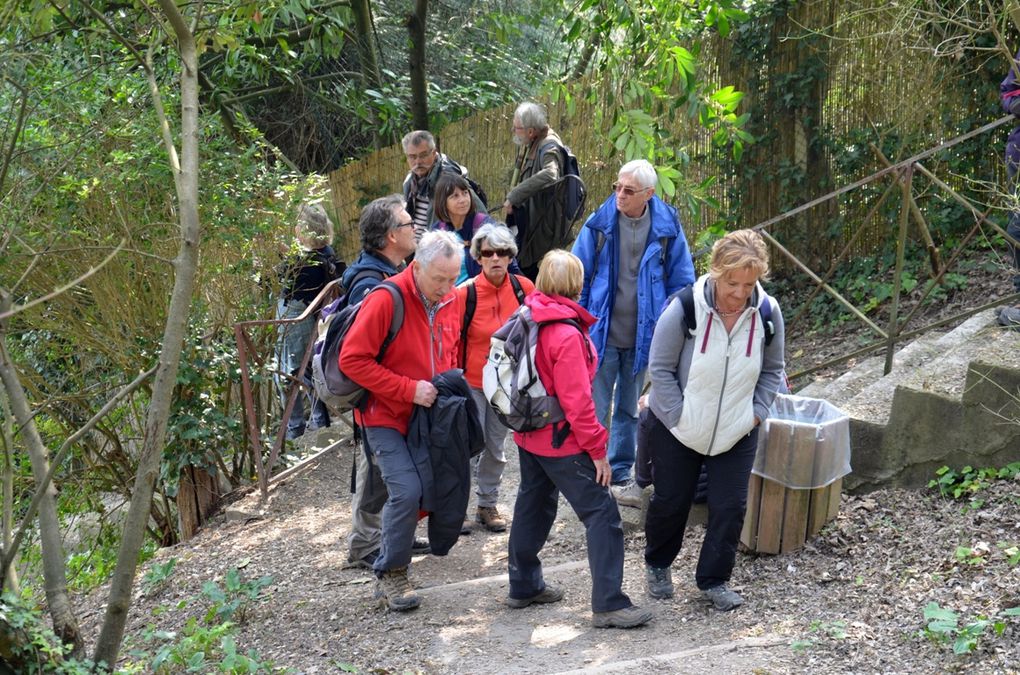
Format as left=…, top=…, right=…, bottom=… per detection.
left=752, top=394, right=851, bottom=489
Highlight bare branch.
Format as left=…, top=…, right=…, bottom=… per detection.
left=0, top=240, right=126, bottom=322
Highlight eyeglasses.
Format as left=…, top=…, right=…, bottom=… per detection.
left=480, top=248, right=512, bottom=259
left=406, top=149, right=434, bottom=162
left=395, top=221, right=414, bottom=229
left=612, top=182, right=651, bottom=197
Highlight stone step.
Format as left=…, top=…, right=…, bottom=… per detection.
left=841, top=310, right=1001, bottom=425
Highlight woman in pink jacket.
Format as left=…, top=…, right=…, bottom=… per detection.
left=504, top=249, right=652, bottom=629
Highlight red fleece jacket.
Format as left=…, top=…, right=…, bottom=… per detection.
left=339, top=265, right=462, bottom=435
left=513, top=291, right=608, bottom=460
left=455, top=272, right=535, bottom=388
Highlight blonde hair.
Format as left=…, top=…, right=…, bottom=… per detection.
left=536, top=249, right=584, bottom=300
left=296, top=202, right=334, bottom=250
left=709, top=229, right=770, bottom=281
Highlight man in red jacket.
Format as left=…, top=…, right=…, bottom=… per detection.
left=339, top=230, right=464, bottom=611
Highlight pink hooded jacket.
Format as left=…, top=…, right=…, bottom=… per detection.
left=513, top=291, right=608, bottom=460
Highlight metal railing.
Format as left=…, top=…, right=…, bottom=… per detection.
left=752, top=114, right=1020, bottom=382
left=233, top=280, right=343, bottom=499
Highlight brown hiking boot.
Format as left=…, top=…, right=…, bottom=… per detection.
left=374, top=567, right=420, bottom=611
left=476, top=506, right=507, bottom=532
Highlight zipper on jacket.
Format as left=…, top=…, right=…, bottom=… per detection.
left=705, top=310, right=732, bottom=456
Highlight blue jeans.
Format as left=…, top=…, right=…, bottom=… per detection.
left=508, top=449, right=632, bottom=613
left=592, top=345, right=645, bottom=484
left=275, top=299, right=329, bottom=437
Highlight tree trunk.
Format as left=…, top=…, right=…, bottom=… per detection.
left=407, top=0, right=429, bottom=131
left=92, top=1, right=201, bottom=667
left=177, top=465, right=220, bottom=540
left=1, top=389, right=20, bottom=594
left=0, top=298, right=82, bottom=656
left=350, top=0, right=386, bottom=148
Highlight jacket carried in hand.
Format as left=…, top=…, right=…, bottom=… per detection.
left=572, top=194, right=695, bottom=374
left=407, top=369, right=484, bottom=555
left=512, top=291, right=607, bottom=460
left=339, top=265, right=462, bottom=435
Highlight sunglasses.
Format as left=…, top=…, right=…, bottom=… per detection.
left=612, top=182, right=651, bottom=197
left=480, top=248, right=512, bottom=259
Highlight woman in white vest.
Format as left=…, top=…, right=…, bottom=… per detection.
left=641, top=229, right=785, bottom=611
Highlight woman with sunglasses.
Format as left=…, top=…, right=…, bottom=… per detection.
left=454, top=224, right=535, bottom=533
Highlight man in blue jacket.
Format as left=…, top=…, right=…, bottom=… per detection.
left=572, top=160, right=695, bottom=504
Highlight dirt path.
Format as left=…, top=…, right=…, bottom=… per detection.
left=76, top=419, right=1020, bottom=674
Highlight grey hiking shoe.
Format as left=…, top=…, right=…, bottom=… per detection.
left=645, top=565, right=674, bottom=599
left=505, top=585, right=564, bottom=609
left=374, top=567, right=420, bottom=611
left=343, top=548, right=378, bottom=570
left=701, top=584, right=743, bottom=611
left=998, top=305, right=1020, bottom=329
left=592, top=604, right=653, bottom=629
left=610, top=480, right=645, bottom=508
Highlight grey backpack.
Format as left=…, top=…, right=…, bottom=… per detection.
left=311, top=281, right=403, bottom=412
left=481, top=304, right=585, bottom=432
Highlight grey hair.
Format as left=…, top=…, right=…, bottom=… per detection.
left=296, top=202, right=334, bottom=249
left=401, top=130, right=436, bottom=152
left=515, top=102, right=548, bottom=131
left=359, top=194, right=404, bottom=252
left=619, top=159, right=657, bottom=190
left=416, top=230, right=463, bottom=268
left=470, top=223, right=518, bottom=261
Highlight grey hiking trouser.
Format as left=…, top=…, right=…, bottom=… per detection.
left=347, top=442, right=386, bottom=561
left=363, top=426, right=421, bottom=574
left=469, top=387, right=508, bottom=508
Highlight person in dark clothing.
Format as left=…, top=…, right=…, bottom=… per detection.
left=275, top=202, right=341, bottom=440
left=340, top=195, right=430, bottom=572
left=401, top=130, right=484, bottom=244
left=999, top=51, right=1020, bottom=328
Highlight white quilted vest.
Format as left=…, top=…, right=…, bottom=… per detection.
left=670, top=276, right=768, bottom=455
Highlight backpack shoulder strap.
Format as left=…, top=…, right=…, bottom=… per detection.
left=759, top=292, right=775, bottom=346
left=345, top=268, right=386, bottom=305
left=460, top=280, right=477, bottom=361
left=508, top=274, right=526, bottom=305
left=586, top=229, right=608, bottom=288
left=678, top=285, right=696, bottom=339
left=376, top=281, right=404, bottom=360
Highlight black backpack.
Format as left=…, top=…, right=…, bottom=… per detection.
left=460, top=274, right=527, bottom=367
left=311, top=281, right=404, bottom=412
left=672, top=285, right=776, bottom=345
left=539, top=141, right=587, bottom=227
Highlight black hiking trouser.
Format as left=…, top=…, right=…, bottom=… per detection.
left=643, top=413, right=758, bottom=590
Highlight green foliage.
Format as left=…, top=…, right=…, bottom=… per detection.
left=922, top=602, right=1020, bottom=655
left=142, top=558, right=179, bottom=597
left=791, top=618, right=848, bottom=652
left=145, top=619, right=283, bottom=674
left=0, top=592, right=96, bottom=674
left=201, top=566, right=275, bottom=625
left=928, top=463, right=1020, bottom=501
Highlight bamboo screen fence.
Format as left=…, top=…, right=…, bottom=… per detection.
left=326, top=0, right=1009, bottom=265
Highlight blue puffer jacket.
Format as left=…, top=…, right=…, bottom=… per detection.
left=572, top=194, right=695, bottom=375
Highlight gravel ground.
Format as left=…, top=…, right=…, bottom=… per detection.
left=76, top=429, right=1020, bottom=674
